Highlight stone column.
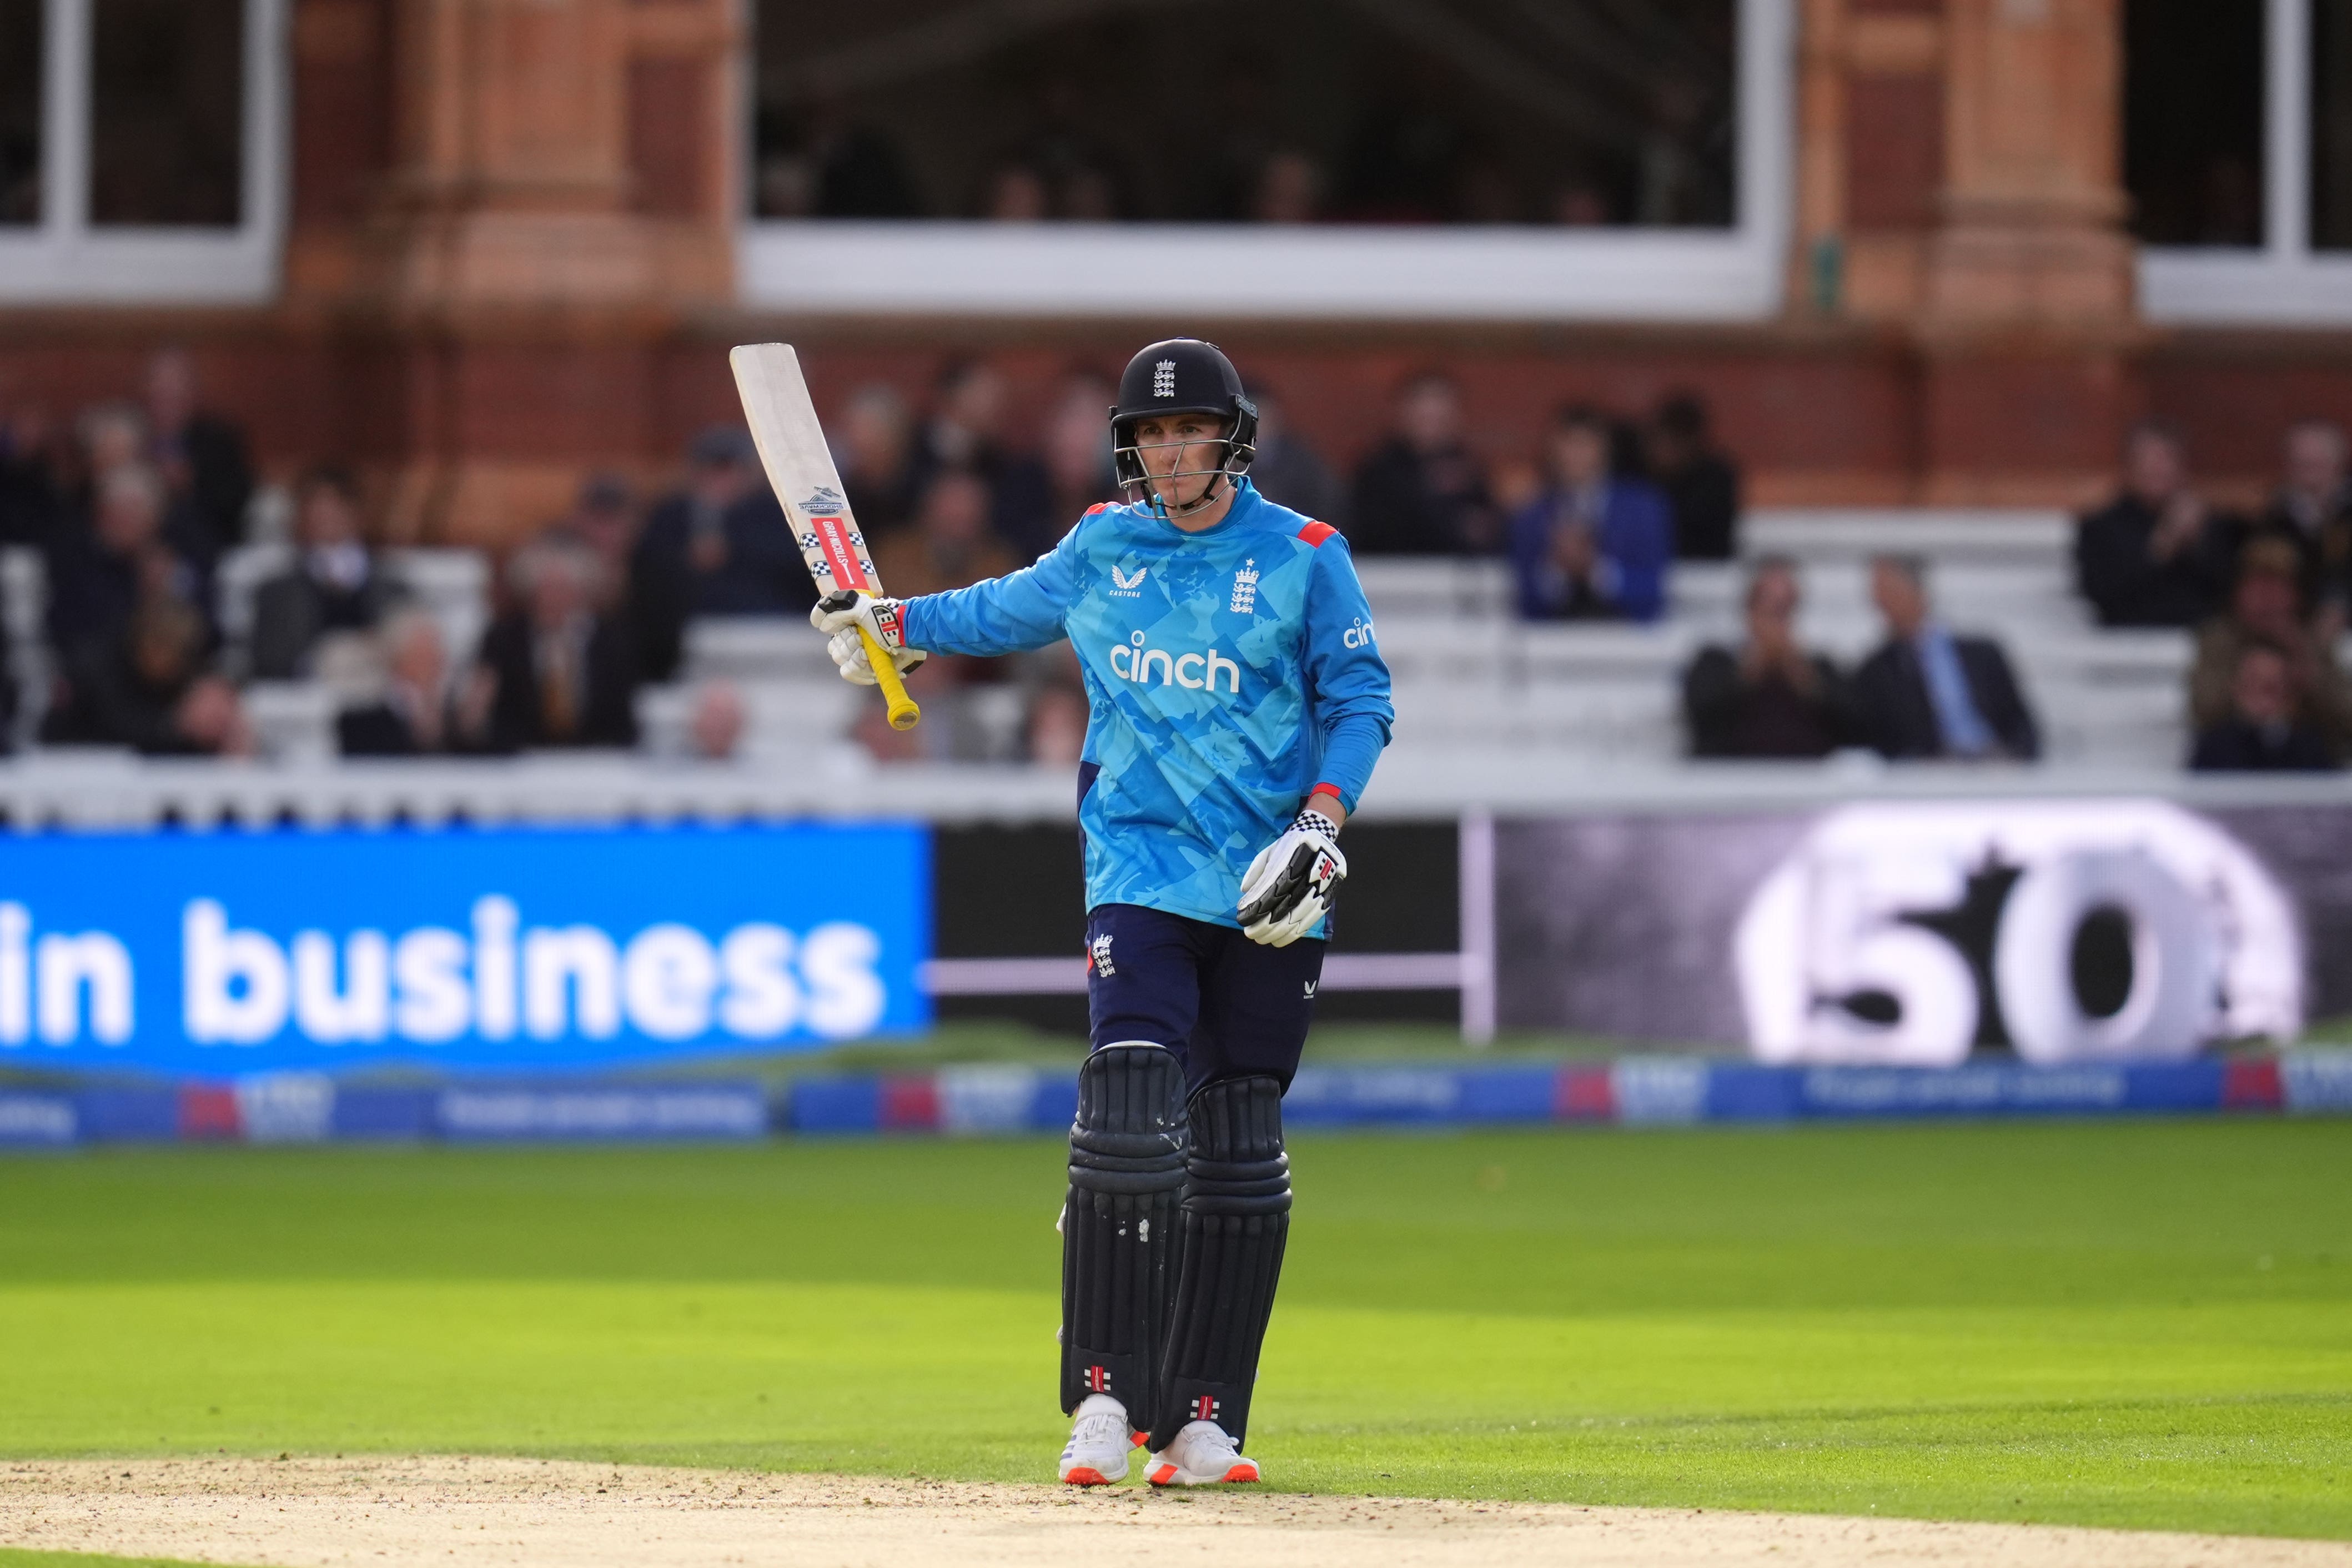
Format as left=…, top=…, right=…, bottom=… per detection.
left=1917, top=0, right=2140, bottom=504
left=338, top=0, right=738, bottom=545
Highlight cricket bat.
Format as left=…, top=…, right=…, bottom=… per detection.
left=729, top=343, right=921, bottom=731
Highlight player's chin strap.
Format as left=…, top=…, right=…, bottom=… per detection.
left=1147, top=470, right=1230, bottom=521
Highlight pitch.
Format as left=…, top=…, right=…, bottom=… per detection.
left=0, top=1119, right=2347, bottom=1559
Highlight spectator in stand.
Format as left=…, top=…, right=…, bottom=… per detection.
left=2074, top=421, right=2233, bottom=628
left=876, top=469, right=1019, bottom=600
left=984, top=162, right=1049, bottom=221
left=44, top=462, right=207, bottom=660
left=337, top=607, right=470, bottom=757
left=472, top=536, right=640, bottom=751
left=143, top=349, right=253, bottom=556
left=1649, top=391, right=1741, bottom=561
left=46, top=592, right=252, bottom=756
left=1333, top=77, right=1464, bottom=223
left=1253, top=150, right=1322, bottom=223
left=687, top=679, right=748, bottom=761
left=862, top=469, right=1023, bottom=763
left=1243, top=387, right=1343, bottom=524
left=77, top=402, right=218, bottom=574
left=754, top=83, right=923, bottom=219
left=1550, top=175, right=1614, bottom=226
left=1041, top=380, right=1119, bottom=526
left=2247, top=418, right=2352, bottom=617
left=835, top=384, right=923, bottom=544
left=556, top=473, right=639, bottom=607
left=1346, top=372, right=1500, bottom=555
left=1853, top=555, right=2038, bottom=760
left=0, top=388, right=63, bottom=545
left=1509, top=404, right=1674, bottom=622
left=74, top=401, right=215, bottom=572
left=918, top=359, right=1054, bottom=555
left=249, top=467, right=401, bottom=680
left=2189, top=641, right=2340, bottom=773
left=1682, top=557, right=1850, bottom=758
left=2188, top=536, right=2352, bottom=760
left=631, top=426, right=813, bottom=683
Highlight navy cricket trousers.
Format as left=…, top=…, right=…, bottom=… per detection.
left=1084, top=903, right=1325, bottom=1092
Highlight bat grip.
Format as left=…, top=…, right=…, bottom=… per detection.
left=859, top=626, right=921, bottom=730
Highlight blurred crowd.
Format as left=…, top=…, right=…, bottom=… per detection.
left=757, top=65, right=1730, bottom=230
left=1681, top=417, right=2352, bottom=772
left=0, top=351, right=1742, bottom=770
left=1, top=349, right=2346, bottom=776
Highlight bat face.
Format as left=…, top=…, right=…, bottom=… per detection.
left=730, top=343, right=889, bottom=600
left=732, top=339, right=922, bottom=730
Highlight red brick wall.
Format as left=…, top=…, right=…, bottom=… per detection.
left=290, top=0, right=393, bottom=225
left=626, top=57, right=707, bottom=219
left=1846, top=74, right=1945, bottom=230
left=2142, top=340, right=2352, bottom=484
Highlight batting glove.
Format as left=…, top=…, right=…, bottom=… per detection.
left=1237, top=806, right=1346, bottom=947
left=811, top=590, right=927, bottom=686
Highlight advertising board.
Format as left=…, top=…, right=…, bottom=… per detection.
left=0, top=822, right=929, bottom=1074
left=1497, top=800, right=2328, bottom=1063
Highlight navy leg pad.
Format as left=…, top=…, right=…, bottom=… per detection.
left=1153, top=1074, right=1290, bottom=1450
left=1061, top=1042, right=1188, bottom=1429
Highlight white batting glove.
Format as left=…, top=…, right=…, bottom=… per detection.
left=1238, top=806, right=1346, bottom=947
left=811, top=590, right=926, bottom=687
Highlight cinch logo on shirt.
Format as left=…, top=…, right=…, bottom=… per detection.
left=1343, top=615, right=1377, bottom=649
left=1109, top=631, right=1242, bottom=694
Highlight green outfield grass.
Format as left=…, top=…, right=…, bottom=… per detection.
left=0, top=1121, right=2347, bottom=1540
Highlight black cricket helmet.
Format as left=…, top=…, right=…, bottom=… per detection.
left=1108, top=338, right=1258, bottom=514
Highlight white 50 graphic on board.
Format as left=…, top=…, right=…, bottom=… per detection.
left=1733, top=801, right=2299, bottom=1067
left=0, top=896, right=888, bottom=1048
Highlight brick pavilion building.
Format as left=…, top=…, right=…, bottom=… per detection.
left=2, top=0, right=2346, bottom=545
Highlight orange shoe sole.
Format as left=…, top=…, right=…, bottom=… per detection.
left=1061, top=1466, right=1117, bottom=1486
left=1145, top=1460, right=1258, bottom=1486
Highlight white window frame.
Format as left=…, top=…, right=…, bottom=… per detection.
left=741, top=0, right=1793, bottom=322
left=2140, top=0, right=2352, bottom=325
left=0, top=0, right=288, bottom=305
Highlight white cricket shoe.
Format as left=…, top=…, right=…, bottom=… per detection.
left=1058, top=1394, right=1138, bottom=1486
left=1145, top=1420, right=1260, bottom=1486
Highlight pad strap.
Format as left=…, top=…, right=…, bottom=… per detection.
left=1061, top=1043, right=1188, bottom=1429
left=1152, top=1074, right=1290, bottom=1450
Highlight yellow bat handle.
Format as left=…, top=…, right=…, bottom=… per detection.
left=860, top=625, right=921, bottom=730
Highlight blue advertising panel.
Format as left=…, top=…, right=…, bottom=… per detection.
left=0, top=822, right=929, bottom=1074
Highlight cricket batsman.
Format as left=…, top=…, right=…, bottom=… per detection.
left=809, top=339, right=1393, bottom=1487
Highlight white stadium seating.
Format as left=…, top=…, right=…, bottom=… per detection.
left=1, top=507, right=2337, bottom=822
